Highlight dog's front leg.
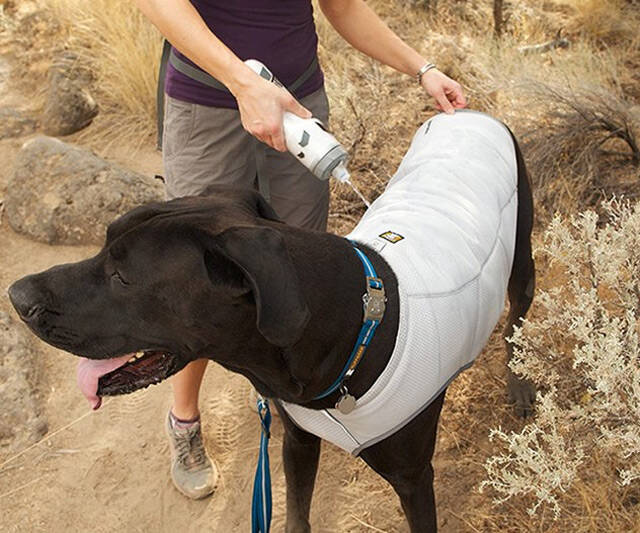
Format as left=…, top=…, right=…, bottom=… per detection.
left=360, top=391, right=446, bottom=533
left=277, top=404, right=321, bottom=533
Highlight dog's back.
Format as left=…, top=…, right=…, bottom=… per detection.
left=283, top=111, right=519, bottom=454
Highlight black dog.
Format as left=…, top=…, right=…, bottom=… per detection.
left=8, top=125, right=535, bottom=532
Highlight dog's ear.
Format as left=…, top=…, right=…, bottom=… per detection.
left=197, top=186, right=282, bottom=222
left=209, top=226, right=310, bottom=347
left=106, top=203, right=165, bottom=243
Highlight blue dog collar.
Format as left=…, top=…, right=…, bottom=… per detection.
left=313, top=242, right=386, bottom=401
left=250, top=242, right=385, bottom=533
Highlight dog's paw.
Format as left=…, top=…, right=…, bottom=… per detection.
left=507, top=371, right=537, bottom=418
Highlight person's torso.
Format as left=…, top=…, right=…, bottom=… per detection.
left=165, top=0, right=323, bottom=108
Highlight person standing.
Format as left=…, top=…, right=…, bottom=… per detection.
left=135, top=0, right=466, bottom=500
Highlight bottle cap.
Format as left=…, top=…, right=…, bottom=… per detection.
left=315, top=145, right=348, bottom=181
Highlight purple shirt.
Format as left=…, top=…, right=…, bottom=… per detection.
left=165, top=0, right=324, bottom=108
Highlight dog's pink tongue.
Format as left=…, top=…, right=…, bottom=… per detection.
left=77, top=354, right=133, bottom=410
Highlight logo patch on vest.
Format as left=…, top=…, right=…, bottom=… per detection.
left=379, top=231, right=404, bottom=244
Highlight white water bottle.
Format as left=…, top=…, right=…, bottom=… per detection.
left=245, top=59, right=351, bottom=182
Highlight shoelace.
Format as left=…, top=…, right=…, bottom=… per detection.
left=174, top=424, right=207, bottom=472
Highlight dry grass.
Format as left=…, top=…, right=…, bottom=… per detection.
left=522, top=81, right=640, bottom=217
left=44, top=0, right=162, bottom=148
left=561, top=0, right=639, bottom=43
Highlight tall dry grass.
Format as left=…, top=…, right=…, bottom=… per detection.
left=45, top=0, right=162, bottom=147
left=515, top=80, right=640, bottom=218
left=561, top=0, right=638, bottom=43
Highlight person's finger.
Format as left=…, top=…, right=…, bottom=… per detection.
left=449, top=85, right=467, bottom=108
left=435, top=90, right=455, bottom=114
left=270, top=122, right=287, bottom=152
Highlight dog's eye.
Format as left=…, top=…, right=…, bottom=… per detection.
left=111, top=271, right=129, bottom=286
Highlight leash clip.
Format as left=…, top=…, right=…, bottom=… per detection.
left=362, top=277, right=386, bottom=322
left=256, top=396, right=271, bottom=439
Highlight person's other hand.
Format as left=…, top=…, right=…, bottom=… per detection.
left=235, top=74, right=311, bottom=152
left=421, top=69, right=467, bottom=114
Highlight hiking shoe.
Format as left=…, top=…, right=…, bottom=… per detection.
left=165, top=411, right=218, bottom=500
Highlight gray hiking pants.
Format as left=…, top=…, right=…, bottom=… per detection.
left=162, top=87, right=330, bottom=231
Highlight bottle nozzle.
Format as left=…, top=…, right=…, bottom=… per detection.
left=331, top=161, right=350, bottom=183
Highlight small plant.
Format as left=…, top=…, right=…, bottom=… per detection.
left=482, top=197, right=640, bottom=517
left=522, top=81, right=640, bottom=217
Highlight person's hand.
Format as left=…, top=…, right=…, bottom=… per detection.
left=420, top=69, right=466, bottom=114
left=235, top=73, right=311, bottom=152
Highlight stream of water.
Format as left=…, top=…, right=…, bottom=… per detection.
left=344, top=179, right=370, bottom=208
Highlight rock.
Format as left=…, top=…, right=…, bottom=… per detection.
left=5, top=136, right=163, bottom=245
left=0, top=310, right=48, bottom=453
left=0, top=107, right=38, bottom=139
left=42, top=53, right=98, bottom=136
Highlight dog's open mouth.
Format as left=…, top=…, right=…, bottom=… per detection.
left=77, top=351, right=184, bottom=410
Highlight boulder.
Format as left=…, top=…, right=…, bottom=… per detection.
left=42, top=53, right=98, bottom=136
left=5, top=136, right=163, bottom=245
left=0, top=310, right=48, bottom=453
left=0, top=107, right=38, bottom=139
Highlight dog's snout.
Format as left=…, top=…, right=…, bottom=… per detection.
left=8, top=277, right=47, bottom=321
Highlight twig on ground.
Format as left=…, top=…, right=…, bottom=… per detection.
left=0, top=477, right=44, bottom=500
left=0, top=399, right=111, bottom=475
left=349, top=514, right=389, bottom=533
left=519, top=31, right=570, bottom=55
left=328, top=213, right=361, bottom=224
left=346, top=97, right=366, bottom=157
left=447, top=510, right=485, bottom=533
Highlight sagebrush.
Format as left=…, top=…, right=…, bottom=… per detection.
left=482, top=198, right=640, bottom=524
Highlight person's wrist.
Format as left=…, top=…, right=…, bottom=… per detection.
left=224, top=60, right=256, bottom=97
left=416, top=62, right=437, bottom=84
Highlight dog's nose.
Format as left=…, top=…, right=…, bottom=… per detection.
left=8, top=277, right=46, bottom=321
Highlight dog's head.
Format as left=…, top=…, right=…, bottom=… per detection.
left=8, top=187, right=311, bottom=407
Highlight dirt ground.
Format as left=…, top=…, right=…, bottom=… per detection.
left=0, top=20, right=520, bottom=533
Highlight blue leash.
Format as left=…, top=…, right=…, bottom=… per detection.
left=252, top=396, right=272, bottom=533
left=250, top=243, right=385, bottom=532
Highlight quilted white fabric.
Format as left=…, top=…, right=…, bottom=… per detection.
left=281, top=110, right=519, bottom=455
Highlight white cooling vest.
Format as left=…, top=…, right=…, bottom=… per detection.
left=281, top=111, right=518, bottom=455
